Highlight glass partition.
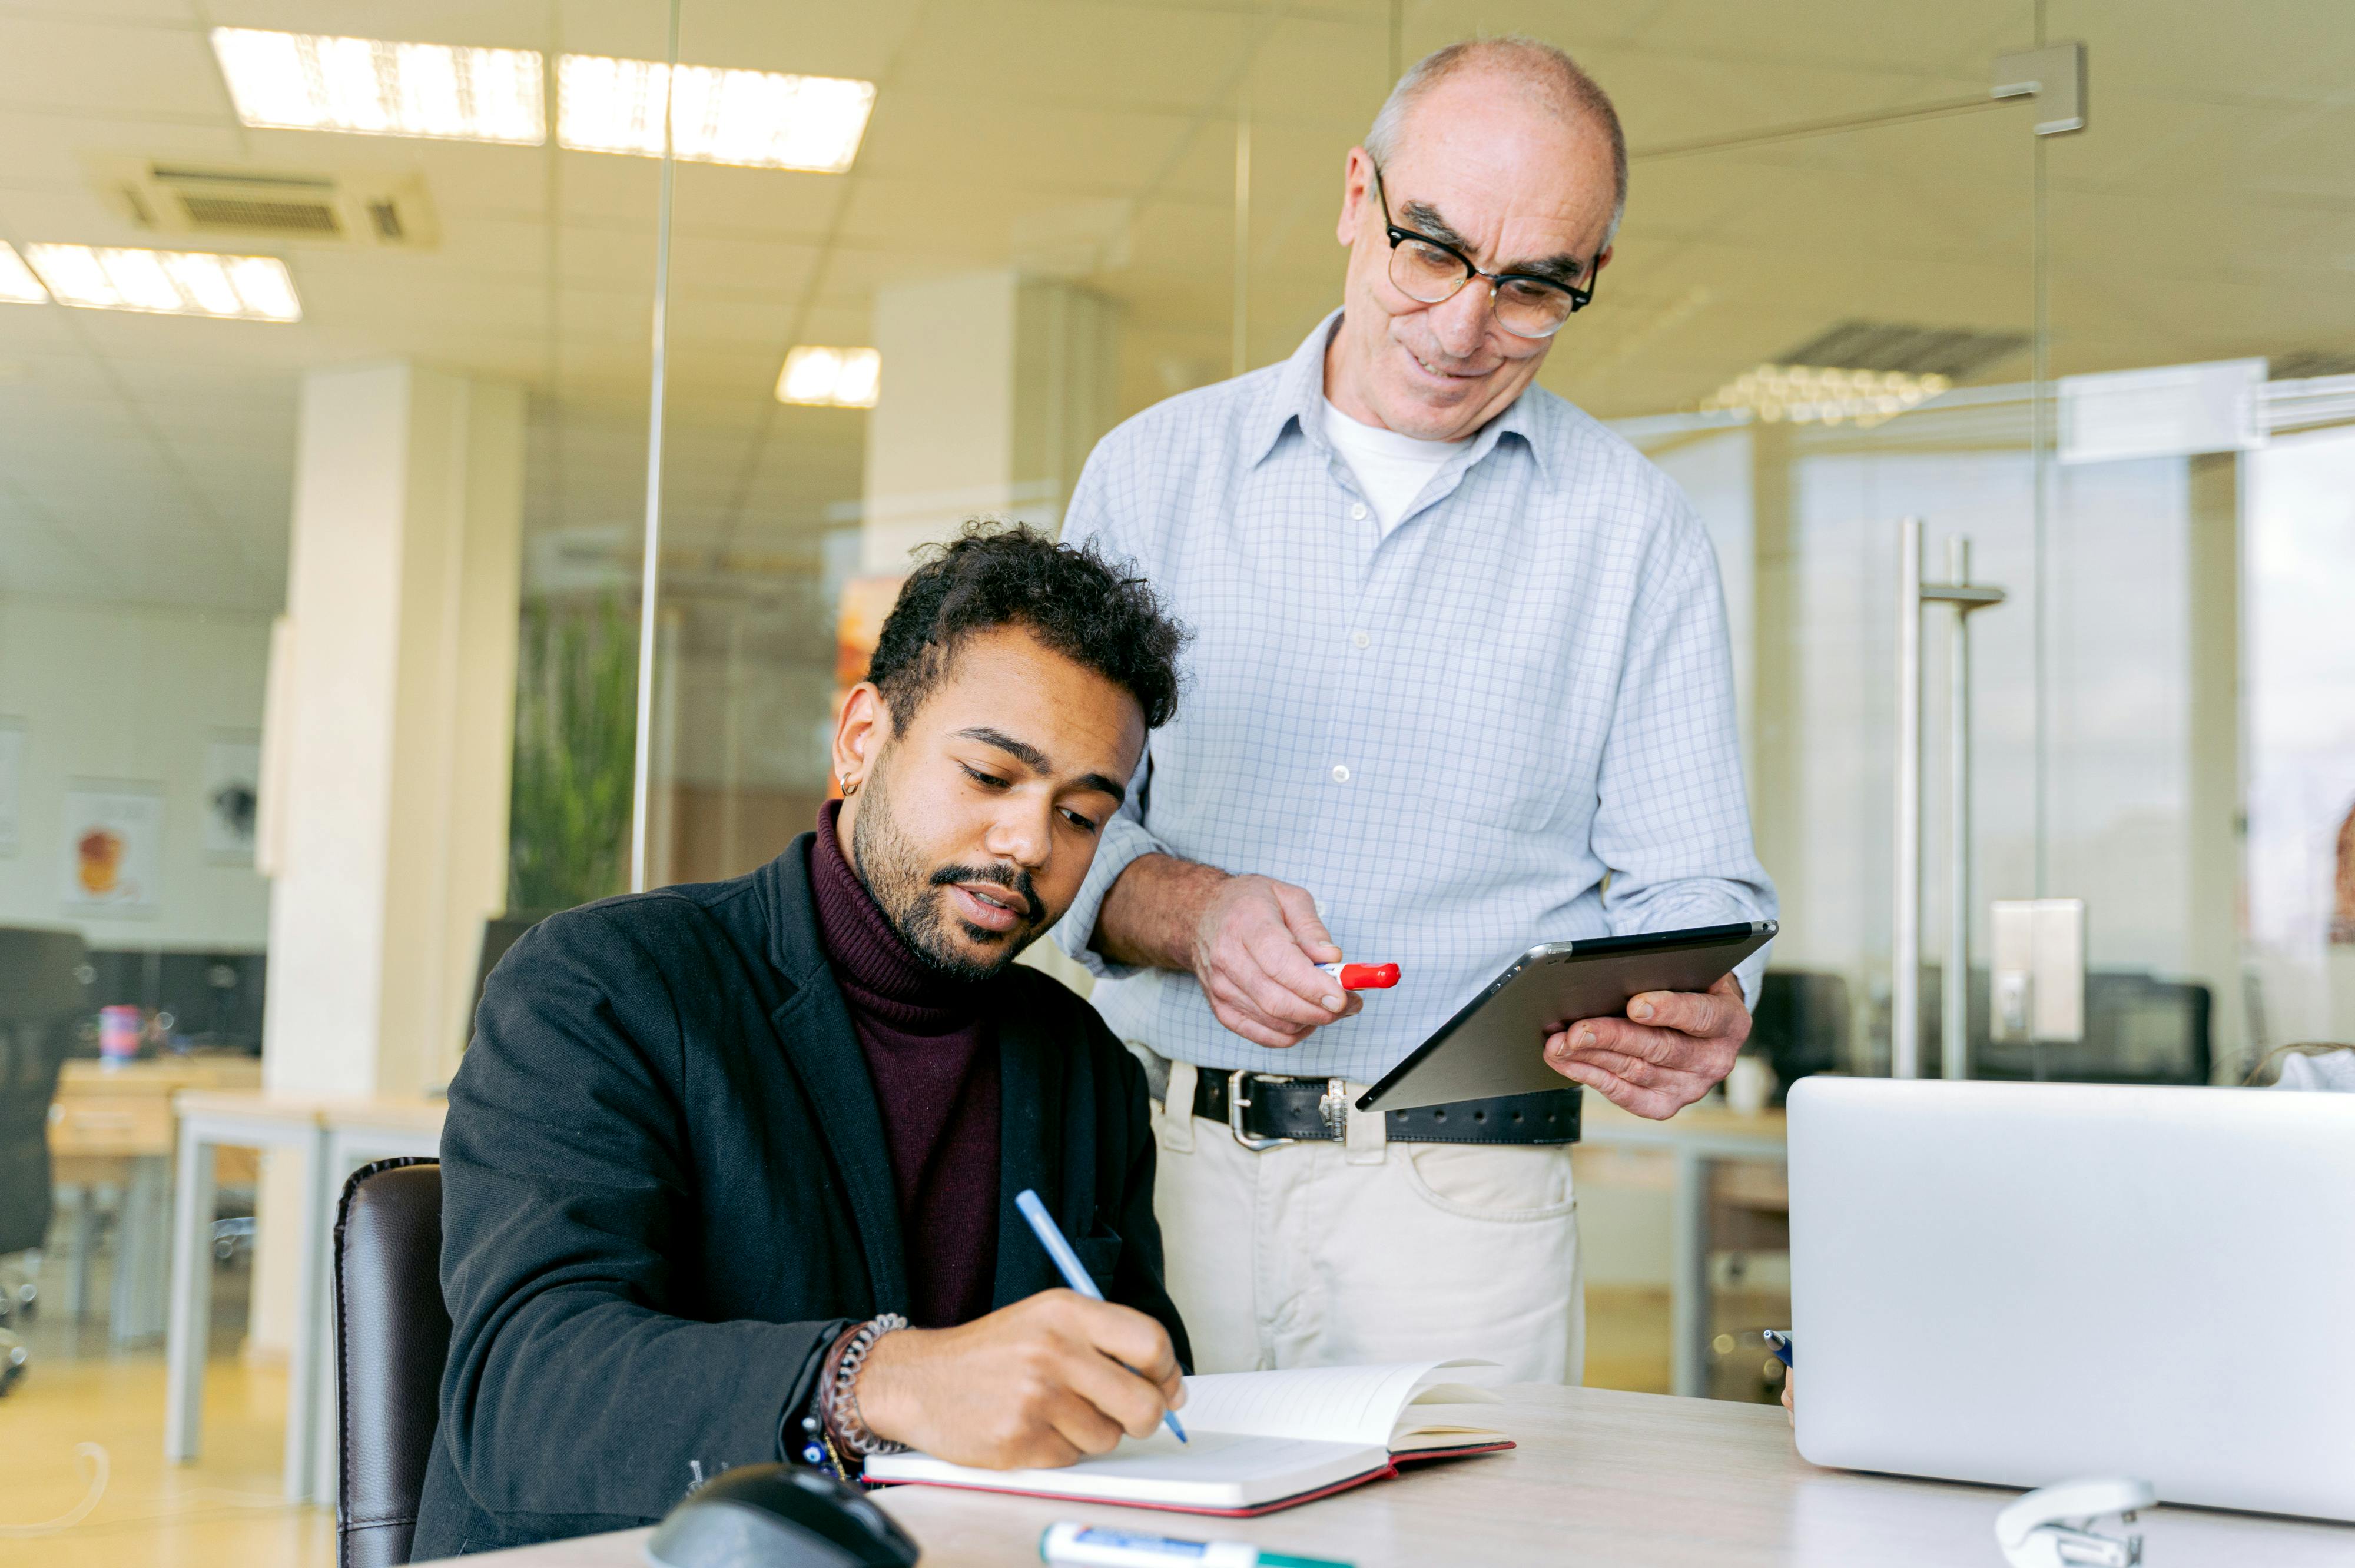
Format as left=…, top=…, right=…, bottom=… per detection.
left=9, top=12, right=2355, bottom=1550
left=0, top=8, right=661, bottom=1532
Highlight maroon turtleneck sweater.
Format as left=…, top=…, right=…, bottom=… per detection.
left=808, top=800, right=1001, bottom=1329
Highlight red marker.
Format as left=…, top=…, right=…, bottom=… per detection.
left=1318, top=961, right=1400, bottom=989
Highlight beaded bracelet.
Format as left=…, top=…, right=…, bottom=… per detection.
left=825, top=1313, right=910, bottom=1459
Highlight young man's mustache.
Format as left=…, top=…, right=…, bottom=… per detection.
left=930, top=863, right=1045, bottom=925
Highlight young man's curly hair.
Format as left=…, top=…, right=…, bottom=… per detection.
left=867, top=520, right=1189, bottom=731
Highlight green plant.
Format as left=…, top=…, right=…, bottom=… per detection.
left=508, top=595, right=638, bottom=913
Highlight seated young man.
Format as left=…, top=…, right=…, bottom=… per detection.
left=413, top=526, right=1193, bottom=1557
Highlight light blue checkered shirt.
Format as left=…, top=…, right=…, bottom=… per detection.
left=1053, top=312, right=1776, bottom=1080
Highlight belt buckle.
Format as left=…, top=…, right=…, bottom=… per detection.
left=1228, top=1070, right=1295, bottom=1151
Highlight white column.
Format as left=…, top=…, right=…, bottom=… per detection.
left=859, top=272, right=1117, bottom=995
left=2185, top=453, right=2244, bottom=1079
left=247, top=363, right=522, bottom=1358
left=861, top=270, right=1118, bottom=572
left=261, top=361, right=525, bottom=1099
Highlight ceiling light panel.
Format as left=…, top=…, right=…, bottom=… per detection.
left=211, top=27, right=545, bottom=145
left=1700, top=364, right=1949, bottom=428
left=0, top=243, right=48, bottom=304
left=23, top=245, right=301, bottom=322
left=559, top=56, right=875, bottom=171
left=777, top=346, right=880, bottom=407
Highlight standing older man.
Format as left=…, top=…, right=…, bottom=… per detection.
left=1053, top=38, right=1776, bottom=1383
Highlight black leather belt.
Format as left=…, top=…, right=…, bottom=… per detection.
left=1190, top=1070, right=1580, bottom=1148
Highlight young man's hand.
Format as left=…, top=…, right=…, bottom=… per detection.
left=853, top=1291, right=1185, bottom=1469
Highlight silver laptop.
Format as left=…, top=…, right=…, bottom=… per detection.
left=1788, top=1076, right=2355, bottom=1521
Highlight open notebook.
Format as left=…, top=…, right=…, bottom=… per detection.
left=863, top=1359, right=1507, bottom=1516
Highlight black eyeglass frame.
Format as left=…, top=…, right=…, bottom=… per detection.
left=1369, top=162, right=1598, bottom=335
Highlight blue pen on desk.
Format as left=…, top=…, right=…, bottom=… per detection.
left=1041, top=1522, right=1352, bottom=1567
left=1013, top=1188, right=1188, bottom=1444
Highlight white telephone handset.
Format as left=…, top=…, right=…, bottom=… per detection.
left=1995, top=1476, right=2157, bottom=1567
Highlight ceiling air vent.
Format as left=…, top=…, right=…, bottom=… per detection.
left=1776, top=321, right=2027, bottom=383
left=2270, top=349, right=2355, bottom=381
left=87, top=158, right=439, bottom=250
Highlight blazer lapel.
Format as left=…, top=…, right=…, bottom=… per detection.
left=761, top=838, right=909, bottom=1314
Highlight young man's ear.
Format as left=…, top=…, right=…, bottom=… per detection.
left=831, top=683, right=893, bottom=796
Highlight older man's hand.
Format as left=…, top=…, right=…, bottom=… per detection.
left=1542, top=972, right=1750, bottom=1118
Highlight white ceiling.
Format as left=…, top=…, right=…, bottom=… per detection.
left=1, top=0, right=2350, bottom=612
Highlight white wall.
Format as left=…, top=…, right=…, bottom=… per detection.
left=0, top=593, right=272, bottom=949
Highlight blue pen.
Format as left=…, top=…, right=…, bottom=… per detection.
left=1013, top=1188, right=1188, bottom=1443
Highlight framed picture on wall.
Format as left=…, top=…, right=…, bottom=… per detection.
left=61, top=782, right=164, bottom=915
left=204, top=733, right=261, bottom=863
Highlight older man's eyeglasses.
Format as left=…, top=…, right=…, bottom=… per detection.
left=1371, top=163, right=1596, bottom=339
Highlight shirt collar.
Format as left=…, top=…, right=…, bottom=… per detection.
left=1246, top=307, right=1553, bottom=484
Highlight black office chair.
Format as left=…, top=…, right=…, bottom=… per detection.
left=466, top=914, right=548, bottom=1053
left=1933, top=967, right=2213, bottom=1085
left=334, top=1158, right=449, bottom=1567
left=0, top=926, right=94, bottom=1387
left=1749, top=969, right=1850, bottom=1103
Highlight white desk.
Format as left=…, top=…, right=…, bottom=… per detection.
left=427, top=1383, right=2355, bottom=1566
left=165, top=1088, right=447, bottom=1505
left=1577, top=1097, right=1787, bottom=1397
left=50, top=1057, right=262, bottom=1343
left=165, top=1089, right=331, bottom=1503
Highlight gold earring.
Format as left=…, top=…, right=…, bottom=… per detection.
left=838, top=775, right=860, bottom=799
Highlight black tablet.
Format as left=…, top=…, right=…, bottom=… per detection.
left=1355, top=920, right=1778, bottom=1113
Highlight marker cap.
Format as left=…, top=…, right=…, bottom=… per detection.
left=1318, top=962, right=1399, bottom=990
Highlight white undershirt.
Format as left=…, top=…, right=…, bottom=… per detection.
left=1321, top=397, right=1466, bottom=536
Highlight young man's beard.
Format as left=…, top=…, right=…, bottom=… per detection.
left=849, top=758, right=1047, bottom=982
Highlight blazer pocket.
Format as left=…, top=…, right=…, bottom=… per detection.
left=1071, top=1231, right=1123, bottom=1296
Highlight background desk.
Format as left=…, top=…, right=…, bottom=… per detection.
left=1577, top=1098, right=1786, bottom=1397
left=164, top=1088, right=446, bottom=1505
left=48, top=1055, right=262, bottom=1343
left=433, top=1383, right=2355, bottom=1567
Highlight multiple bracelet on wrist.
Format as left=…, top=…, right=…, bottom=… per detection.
left=798, top=1312, right=910, bottom=1478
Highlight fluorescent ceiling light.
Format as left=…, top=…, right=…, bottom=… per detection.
left=211, top=27, right=544, bottom=145
left=560, top=55, right=875, bottom=171
left=777, top=346, right=880, bottom=407
left=23, top=245, right=301, bottom=322
left=1700, top=364, right=1949, bottom=428
left=0, top=243, right=48, bottom=304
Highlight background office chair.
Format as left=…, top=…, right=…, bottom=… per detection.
left=0, top=926, right=95, bottom=1388
left=1749, top=969, right=1851, bottom=1104
left=334, top=1157, right=449, bottom=1568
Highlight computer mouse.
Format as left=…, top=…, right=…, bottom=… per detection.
left=645, top=1464, right=920, bottom=1568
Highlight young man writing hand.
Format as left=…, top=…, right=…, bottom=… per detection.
left=413, top=525, right=1193, bottom=1557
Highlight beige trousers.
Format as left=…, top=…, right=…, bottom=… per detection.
left=1145, top=1057, right=1586, bottom=1383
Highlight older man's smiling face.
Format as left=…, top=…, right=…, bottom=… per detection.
left=1325, top=67, right=1618, bottom=443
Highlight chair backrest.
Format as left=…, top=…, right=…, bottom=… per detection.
left=334, top=1158, right=449, bottom=1568
left=0, top=926, right=91, bottom=1256
left=466, top=913, right=547, bottom=1051
left=1751, top=969, right=1851, bottom=1100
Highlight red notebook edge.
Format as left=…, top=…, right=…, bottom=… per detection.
left=1394, top=1438, right=1517, bottom=1466
left=864, top=1440, right=1515, bottom=1517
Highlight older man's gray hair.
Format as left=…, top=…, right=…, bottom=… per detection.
left=1364, top=36, right=1629, bottom=245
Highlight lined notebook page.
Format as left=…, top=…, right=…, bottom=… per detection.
left=1176, top=1359, right=1501, bottom=1447
left=865, top=1431, right=1383, bottom=1510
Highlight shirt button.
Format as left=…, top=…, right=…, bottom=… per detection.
left=1331, top=764, right=1352, bottom=783
left=1349, top=503, right=1368, bottom=521
left=1350, top=629, right=1371, bottom=649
